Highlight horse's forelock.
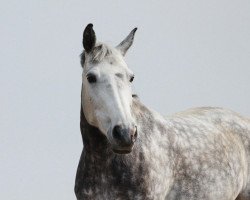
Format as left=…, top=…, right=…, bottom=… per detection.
left=80, top=43, right=115, bottom=68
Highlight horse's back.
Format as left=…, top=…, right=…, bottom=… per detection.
left=170, top=107, right=250, bottom=148
left=166, top=107, right=250, bottom=200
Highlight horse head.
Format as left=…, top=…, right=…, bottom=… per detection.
left=81, top=24, right=138, bottom=154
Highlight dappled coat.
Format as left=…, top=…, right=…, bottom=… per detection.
left=75, top=24, right=250, bottom=200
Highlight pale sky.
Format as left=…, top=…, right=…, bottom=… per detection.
left=1, top=0, right=250, bottom=199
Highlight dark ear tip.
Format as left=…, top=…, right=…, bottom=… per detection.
left=86, top=23, right=93, bottom=29
left=84, top=23, right=94, bottom=32
left=132, top=27, right=138, bottom=33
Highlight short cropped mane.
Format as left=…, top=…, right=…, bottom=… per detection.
left=80, top=43, right=115, bottom=67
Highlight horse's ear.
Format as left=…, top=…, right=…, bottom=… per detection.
left=116, top=28, right=137, bottom=56
left=83, top=23, right=96, bottom=53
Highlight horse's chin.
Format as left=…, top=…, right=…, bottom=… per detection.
left=112, top=148, right=132, bottom=154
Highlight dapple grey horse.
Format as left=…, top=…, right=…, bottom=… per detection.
left=75, top=24, right=250, bottom=200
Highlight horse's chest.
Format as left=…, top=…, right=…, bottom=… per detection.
left=80, top=173, right=147, bottom=199
left=79, top=166, right=168, bottom=200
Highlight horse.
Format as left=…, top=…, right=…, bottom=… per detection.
left=74, top=24, right=250, bottom=200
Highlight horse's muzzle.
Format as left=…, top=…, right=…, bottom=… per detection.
left=111, top=125, right=137, bottom=154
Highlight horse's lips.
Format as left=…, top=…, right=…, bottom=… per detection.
left=110, top=138, right=135, bottom=154
left=112, top=148, right=132, bottom=154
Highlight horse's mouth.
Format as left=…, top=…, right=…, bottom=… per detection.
left=112, top=148, right=132, bottom=154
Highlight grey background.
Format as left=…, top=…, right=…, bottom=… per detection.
left=1, top=0, right=250, bottom=199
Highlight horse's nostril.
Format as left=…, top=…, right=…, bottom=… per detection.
left=134, top=127, right=138, bottom=138
left=112, top=125, right=123, bottom=140
left=131, top=127, right=138, bottom=143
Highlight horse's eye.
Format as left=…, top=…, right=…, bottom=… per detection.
left=87, top=74, right=97, bottom=83
left=130, top=76, right=134, bottom=83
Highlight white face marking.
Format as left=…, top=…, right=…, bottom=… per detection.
left=82, top=47, right=135, bottom=138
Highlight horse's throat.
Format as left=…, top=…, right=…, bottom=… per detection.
left=80, top=106, right=111, bottom=156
